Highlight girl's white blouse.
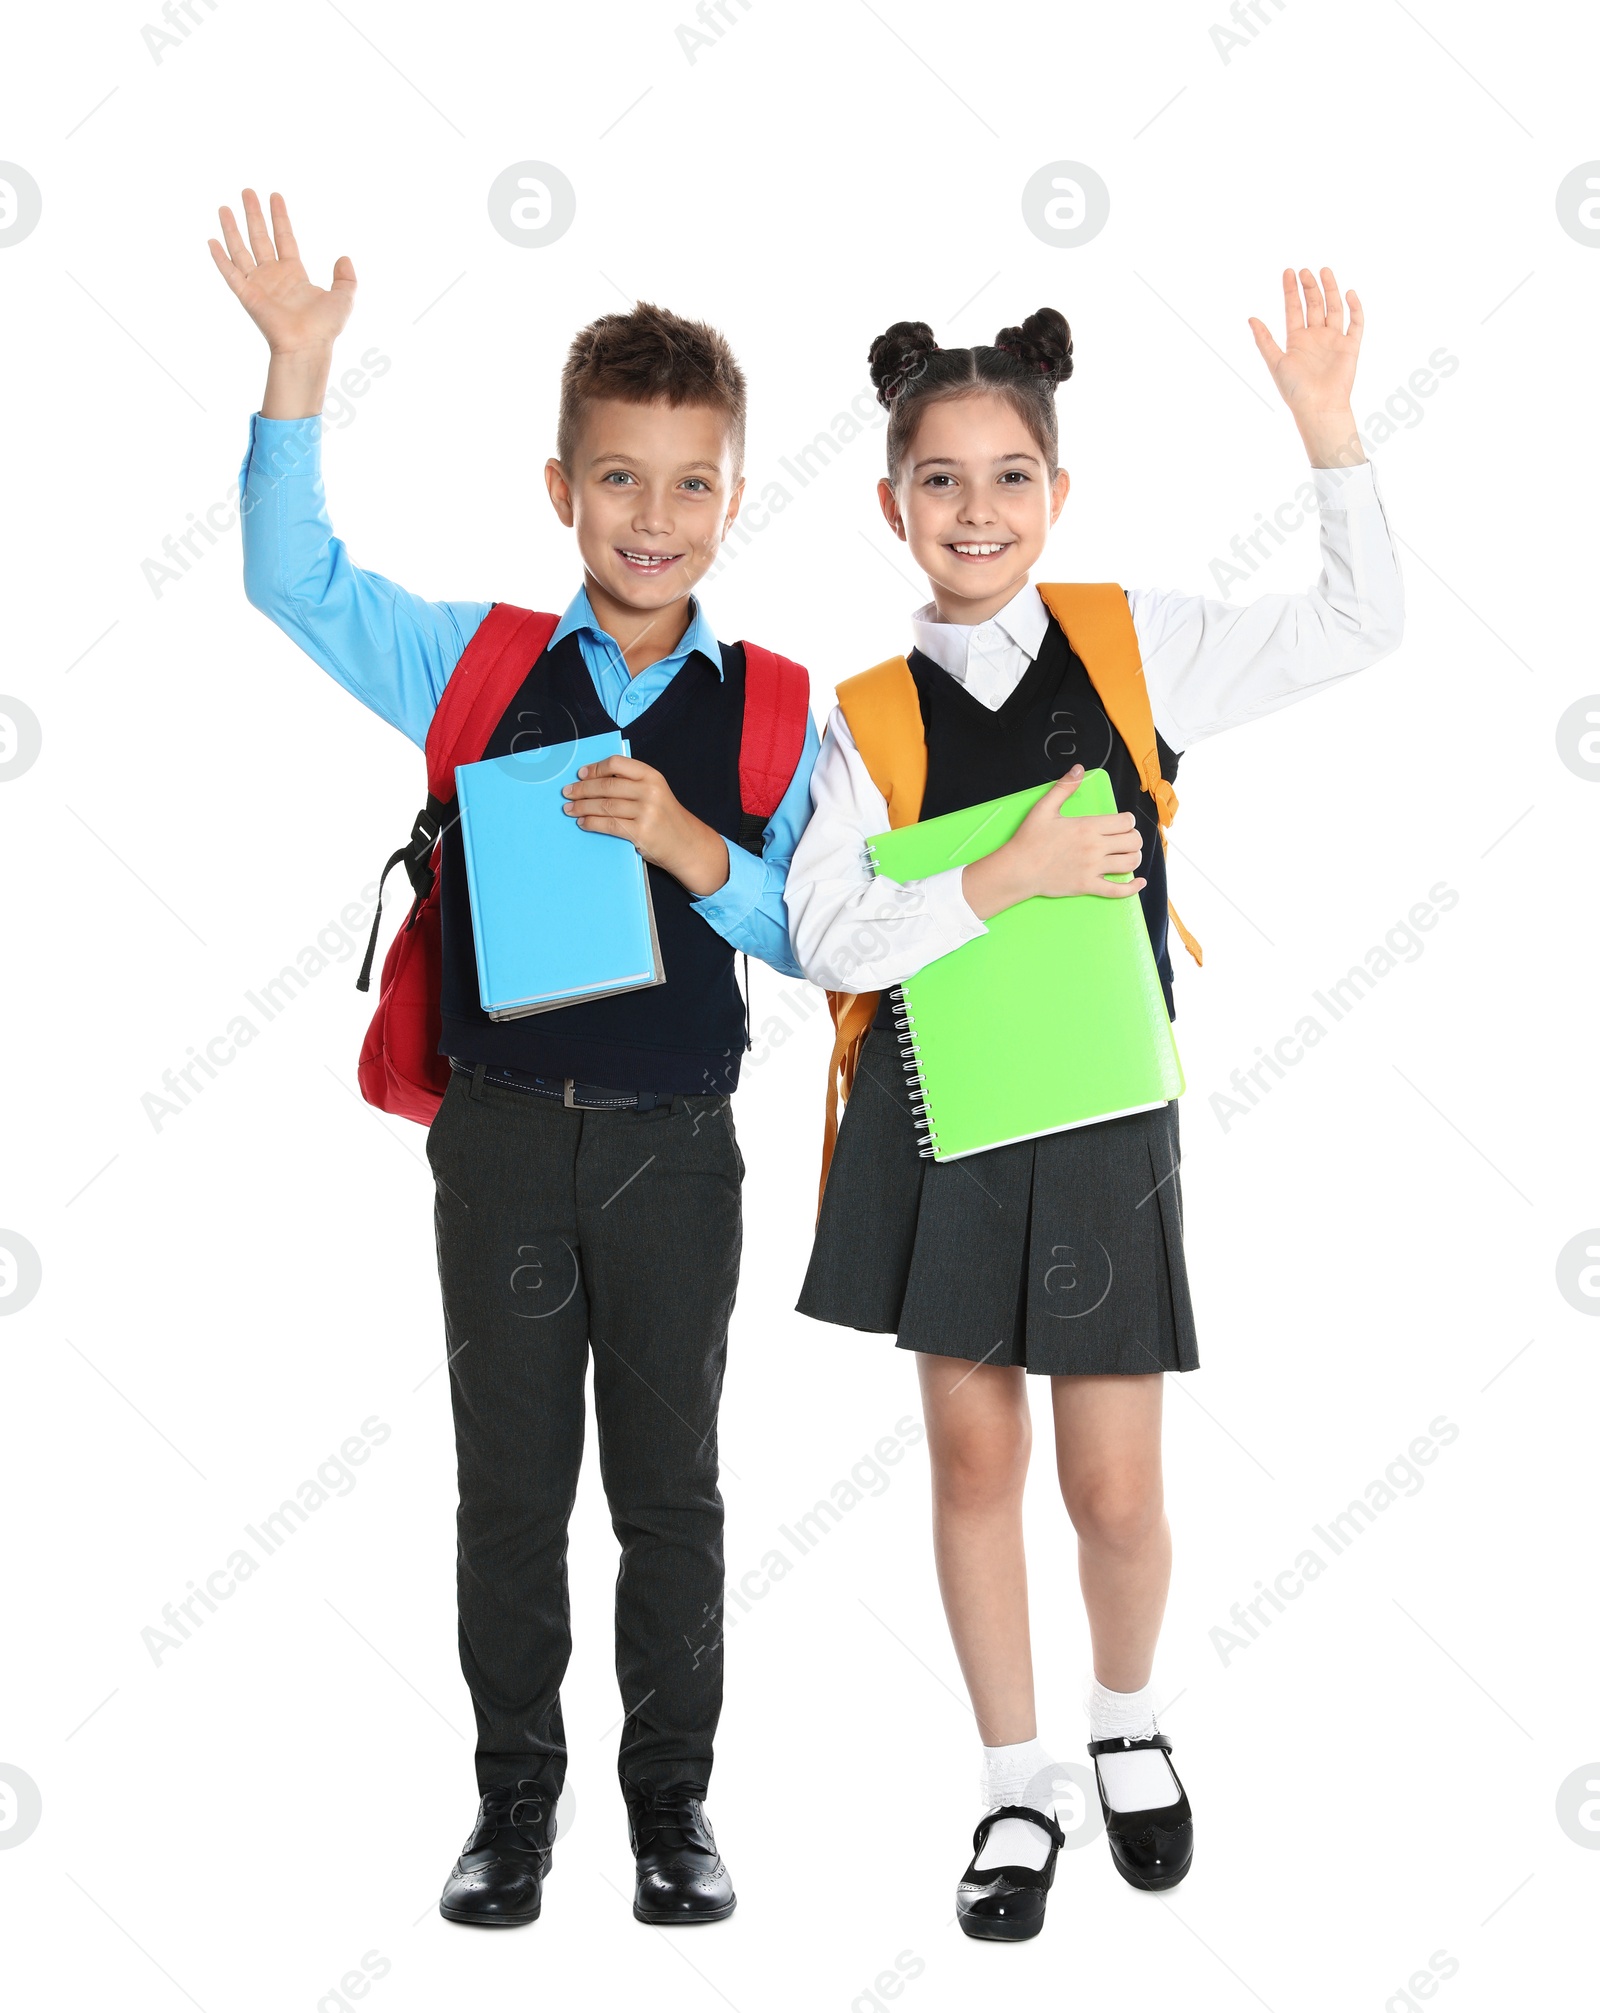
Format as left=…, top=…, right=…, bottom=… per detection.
left=785, top=459, right=1406, bottom=995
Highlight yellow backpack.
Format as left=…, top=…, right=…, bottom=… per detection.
left=817, top=582, right=1202, bottom=1209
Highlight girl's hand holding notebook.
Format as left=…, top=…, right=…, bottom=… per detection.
left=868, top=769, right=1184, bottom=1161
left=962, top=763, right=1147, bottom=919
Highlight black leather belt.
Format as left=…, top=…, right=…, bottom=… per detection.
left=448, top=1057, right=664, bottom=1112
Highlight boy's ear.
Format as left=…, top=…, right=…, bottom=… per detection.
left=1049, top=466, right=1070, bottom=522
left=720, top=473, right=746, bottom=539
left=877, top=475, right=905, bottom=541
left=545, top=456, right=575, bottom=528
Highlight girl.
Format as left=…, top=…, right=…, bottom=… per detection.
left=786, top=273, right=1404, bottom=1938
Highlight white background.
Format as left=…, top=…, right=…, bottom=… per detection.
left=2, top=1, right=1597, bottom=2007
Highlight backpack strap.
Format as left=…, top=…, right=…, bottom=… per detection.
left=835, top=656, right=927, bottom=828
left=736, top=641, right=811, bottom=852
left=817, top=656, right=928, bottom=1210
left=356, top=603, right=558, bottom=992
left=1035, top=582, right=1202, bottom=968
left=814, top=604, right=1206, bottom=1208
left=424, top=603, right=561, bottom=800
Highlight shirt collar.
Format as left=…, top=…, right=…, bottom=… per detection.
left=550, top=584, right=723, bottom=678
left=909, top=581, right=1049, bottom=683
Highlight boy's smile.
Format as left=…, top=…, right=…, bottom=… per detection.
left=546, top=397, right=743, bottom=673
left=616, top=545, right=688, bottom=576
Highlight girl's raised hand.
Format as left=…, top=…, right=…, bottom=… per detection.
left=1248, top=266, right=1361, bottom=416
left=208, top=190, right=355, bottom=356
left=1247, top=267, right=1364, bottom=467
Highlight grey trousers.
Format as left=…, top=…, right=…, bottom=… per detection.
left=425, top=1066, right=744, bottom=1797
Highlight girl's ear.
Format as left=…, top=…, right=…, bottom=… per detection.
left=1048, top=466, right=1070, bottom=524
left=877, top=475, right=905, bottom=541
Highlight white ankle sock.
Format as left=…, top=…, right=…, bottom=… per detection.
left=973, top=1737, right=1057, bottom=1872
left=1085, top=1675, right=1181, bottom=1814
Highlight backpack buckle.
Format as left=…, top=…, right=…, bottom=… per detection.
left=355, top=800, right=446, bottom=995
left=402, top=802, right=443, bottom=902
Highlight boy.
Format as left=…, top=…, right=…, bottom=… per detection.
left=209, top=190, right=818, bottom=1927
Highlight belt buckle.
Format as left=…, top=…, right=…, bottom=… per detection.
left=563, top=1078, right=576, bottom=1110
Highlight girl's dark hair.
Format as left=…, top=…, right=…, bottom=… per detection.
left=868, top=308, right=1073, bottom=480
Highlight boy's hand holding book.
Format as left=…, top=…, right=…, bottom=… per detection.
left=563, top=755, right=731, bottom=898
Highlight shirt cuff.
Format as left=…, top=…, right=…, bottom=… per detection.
left=915, top=864, right=989, bottom=943
left=239, top=412, right=324, bottom=509
left=1311, top=459, right=1378, bottom=504
left=690, top=836, right=762, bottom=933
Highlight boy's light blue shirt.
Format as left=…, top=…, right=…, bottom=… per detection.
left=238, top=413, right=817, bottom=978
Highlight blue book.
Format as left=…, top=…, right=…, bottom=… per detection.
left=453, top=730, right=664, bottom=1020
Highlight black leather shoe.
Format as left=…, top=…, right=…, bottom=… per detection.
left=1087, top=1733, right=1194, bottom=1891
left=625, top=1780, right=736, bottom=1924
left=956, top=1804, right=1066, bottom=1942
left=439, top=1779, right=556, bottom=1927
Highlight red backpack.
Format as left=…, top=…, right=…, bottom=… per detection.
left=354, top=603, right=810, bottom=1124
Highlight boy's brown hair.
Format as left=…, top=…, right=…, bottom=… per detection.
left=557, top=302, right=747, bottom=472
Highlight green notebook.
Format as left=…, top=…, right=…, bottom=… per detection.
left=867, top=770, right=1184, bottom=1162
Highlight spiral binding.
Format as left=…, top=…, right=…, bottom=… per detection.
left=889, top=983, right=939, bottom=1160
left=868, top=839, right=940, bottom=1161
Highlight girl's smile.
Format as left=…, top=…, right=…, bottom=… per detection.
left=946, top=539, right=1016, bottom=561
left=879, top=389, right=1071, bottom=626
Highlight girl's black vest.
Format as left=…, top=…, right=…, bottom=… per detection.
left=871, top=611, right=1182, bottom=1030
left=438, top=629, right=752, bottom=1094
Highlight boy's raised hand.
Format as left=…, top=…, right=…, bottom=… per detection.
left=962, top=767, right=1145, bottom=921
left=1247, top=266, right=1364, bottom=468
left=208, top=189, right=355, bottom=357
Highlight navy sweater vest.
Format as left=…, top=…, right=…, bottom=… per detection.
left=438, top=629, right=752, bottom=1094
left=872, top=611, right=1182, bottom=1030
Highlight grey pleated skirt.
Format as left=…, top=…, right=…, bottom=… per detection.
left=797, top=1028, right=1200, bottom=1376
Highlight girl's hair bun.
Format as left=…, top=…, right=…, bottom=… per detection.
left=868, top=320, right=940, bottom=409
left=992, top=307, right=1073, bottom=387
left=867, top=307, right=1071, bottom=480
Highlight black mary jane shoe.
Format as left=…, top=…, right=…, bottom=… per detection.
left=1087, top=1733, right=1194, bottom=1892
left=626, top=1780, right=736, bottom=1925
left=956, top=1804, right=1066, bottom=1942
left=439, top=1779, right=556, bottom=1927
